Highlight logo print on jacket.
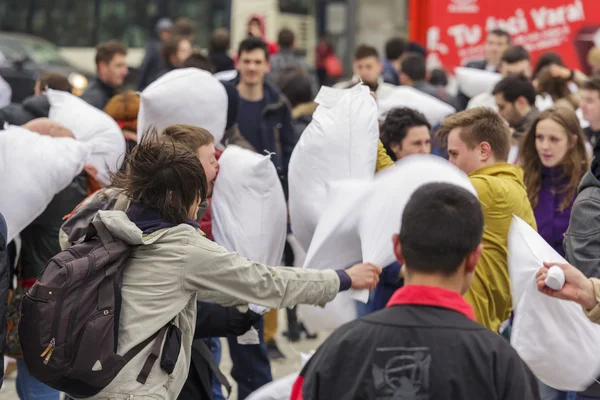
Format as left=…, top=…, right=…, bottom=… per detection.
left=372, top=346, right=431, bottom=399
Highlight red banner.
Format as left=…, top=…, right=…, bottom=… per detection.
left=410, top=0, right=600, bottom=74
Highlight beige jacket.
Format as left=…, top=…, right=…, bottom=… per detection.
left=584, top=278, right=600, bottom=324
left=90, top=210, right=340, bottom=399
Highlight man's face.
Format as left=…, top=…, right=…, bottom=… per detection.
left=447, top=128, right=482, bottom=175
left=485, top=34, right=510, bottom=67
left=175, top=39, right=192, bottom=67
left=238, top=49, right=269, bottom=86
left=391, top=126, right=431, bottom=160
left=197, top=143, right=219, bottom=198
left=495, top=93, right=522, bottom=128
left=502, top=60, right=532, bottom=79
left=353, top=56, right=381, bottom=86
left=248, top=20, right=262, bottom=38
left=99, top=54, right=128, bottom=88
left=581, top=89, right=600, bottom=125
left=159, top=29, right=172, bottom=42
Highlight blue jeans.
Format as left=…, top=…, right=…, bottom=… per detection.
left=210, top=337, right=226, bottom=400
left=16, top=360, right=60, bottom=400
left=226, top=317, right=272, bottom=400
left=538, top=381, right=576, bottom=400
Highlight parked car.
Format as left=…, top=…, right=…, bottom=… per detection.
left=0, top=32, right=90, bottom=103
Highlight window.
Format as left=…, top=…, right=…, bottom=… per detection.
left=30, top=0, right=96, bottom=47
left=279, top=0, right=310, bottom=15
left=166, top=0, right=228, bottom=48
left=97, top=0, right=160, bottom=48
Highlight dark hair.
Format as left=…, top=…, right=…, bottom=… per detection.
left=583, top=77, right=600, bottom=94
left=37, top=72, right=72, bottom=93
left=400, top=182, right=483, bottom=275
left=162, top=124, right=214, bottom=152
left=111, top=131, right=207, bottom=224
left=488, top=29, right=511, bottom=44
left=437, top=108, right=511, bottom=162
left=210, top=28, right=230, bottom=52
left=95, top=40, right=127, bottom=66
left=533, top=52, right=565, bottom=78
left=428, top=68, right=448, bottom=87
left=501, top=46, right=530, bottom=64
left=536, top=66, right=578, bottom=108
left=183, top=51, right=215, bottom=73
left=275, top=66, right=313, bottom=108
left=385, top=37, right=405, bottom=61
left=278, top=28, right=295, bottom=48
left=520, top=106, right=588, bottom=211
left=161, top=35, right=188, bottom=68
left=354, top=44, right=379, bottom=61
left=173, top=18, right=194, bottom=38
left=401, top=54, right=427, bottom=82
left=381, top=107, right=431, bottom=161
left=237, top=37, right=269, bottom=61
left=492, top=75, right=536, bottom=106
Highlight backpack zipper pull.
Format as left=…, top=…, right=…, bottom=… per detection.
left=41, top=338, right=56, bottom=364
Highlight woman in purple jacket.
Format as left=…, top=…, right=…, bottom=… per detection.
left=521, top=106, right=588, bottom=257
left=520, top=106, right=588, bottom=400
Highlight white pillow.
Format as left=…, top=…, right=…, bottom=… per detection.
left=138, top=68, right=227, bottom=145
left=378, top=86, right=456, bottom=126
left=288, top=84, right=379, bottom=252
left=0, top=126, right=90, bottom=242
left=47, top=89, right=125, bottom=185
left=212, top=145, right=287, bottom=266
left=455, top=67, right=502, bottom=98
left=508, top=216, right=600, bottom=391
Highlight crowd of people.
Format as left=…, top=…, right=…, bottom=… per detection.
left=2, top=14, right=600, bottom=400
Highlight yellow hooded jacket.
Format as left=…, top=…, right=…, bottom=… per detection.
left=465, top=163, right=537, bottom=332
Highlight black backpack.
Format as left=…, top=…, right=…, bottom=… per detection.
left=19, top=220, right=167, bottom=397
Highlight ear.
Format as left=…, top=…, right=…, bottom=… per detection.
left=479, top=141, right=493, bottom=162
left=390, top=142, right=401, bottom=154
left=393, top=234, right=405, bottom=265
left=465, top=243, right=483, bottom=273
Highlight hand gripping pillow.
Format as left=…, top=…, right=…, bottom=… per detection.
left=0, top=126, right=90, bottom=242
left=377, top=86, right=456, bottom=126
left=138, top=68, right=227, bottom=144
left=508, top=216, right=600, bottom=391
left=47, top=89, right=125, bottom=185
left=212, top=146, right=287, bottom=266
left=454, top=67, right=502, bottom=98
left=288, top=84, right=379, bottom=252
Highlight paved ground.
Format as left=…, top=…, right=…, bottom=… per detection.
left=1, top=310, right=330, bottom=400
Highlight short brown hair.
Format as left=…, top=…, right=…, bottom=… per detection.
left=37, top=72, right=72, bottom=93
left=210, top=28, right=230, bottom=52
left=436, top=108, right=511, bottom=162
left=111, top=133, right=207, bottom=223
left=103, top=91, right=140, bottom=131
left=354, top=44, right=379, bottom=61
left=95, top=40, right=127, bottom=66
left=162, top=124, right=214, bottom=153
left=278, top=28, right=295, bottom=48
left=583, top=77, right=600, bottom=94
left=173, top=18, right=194, bottom=38
left=182, top=51, right=214, bottom=72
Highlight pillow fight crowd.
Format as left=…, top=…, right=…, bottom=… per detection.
left=3, top=15, right=600, bottom=400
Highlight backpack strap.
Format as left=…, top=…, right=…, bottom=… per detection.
left=85, top=221, right=114, bottom=246
left=136, top=324, right=169, bottom=384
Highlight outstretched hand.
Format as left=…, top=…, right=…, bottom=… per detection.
left=346, top=263, right=382, bottom=291
left=535, top=262, right=597, bottom=310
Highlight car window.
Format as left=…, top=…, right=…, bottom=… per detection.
left=19, top=39, right=67, bottom=65
left=0, top=38, right=27, bottom=63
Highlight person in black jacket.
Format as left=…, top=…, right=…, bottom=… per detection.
left=81, top=41, right=128, bottom=110
left=293, top=182, right=540, bottom=400
left=209, top=28, right=235, bottom=74
left=137, top=18, right=173, bottom=91
left=0, top=72, right=71, bottom=126
left=0, top=212, right=8, bottom=389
